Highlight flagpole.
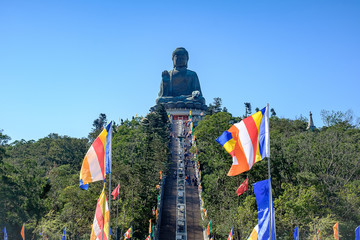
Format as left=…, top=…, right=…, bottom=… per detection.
left=109, top=173, right=112, bottom=239
left=108, top=121, right=113, bottom=239
left=102, top=182, right=106, bottom=240
left=116, top=182, right=120, bottom=240
left=268, top=156, right=272, bottom=240
left=267, top=103, right=273, bottom=240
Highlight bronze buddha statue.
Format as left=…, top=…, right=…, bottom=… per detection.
left=156, top=47, right=206, bottom=110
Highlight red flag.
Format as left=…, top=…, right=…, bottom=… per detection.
left=236, top=178, right=249, bottom=196
left=111, top=184, right=120, bottom=200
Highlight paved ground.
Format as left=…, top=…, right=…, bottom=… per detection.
left=185, top=162, right=203, bottom=240
left=159, top=120, right=203, bottom=240
left=158, top=140, right=178, bottom=240
left=159, top=121, right=181, bottom=240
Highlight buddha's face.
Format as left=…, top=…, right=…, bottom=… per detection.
left=173, top=53, right=188, bottom=68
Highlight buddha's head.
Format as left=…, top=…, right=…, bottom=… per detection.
left=172, top=47, right=189, bottom=68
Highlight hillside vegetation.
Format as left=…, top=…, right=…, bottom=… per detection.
left=1, top=103, right=359, bottom=239
left=195, top=106, right=360, bottom=240
left=0, top=105, right=169, bottom=240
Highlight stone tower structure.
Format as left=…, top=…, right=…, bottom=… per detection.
left=307, top=111, right=316, bottom=131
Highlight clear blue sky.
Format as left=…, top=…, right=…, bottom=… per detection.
left=1, top=0, right=359, bottom=142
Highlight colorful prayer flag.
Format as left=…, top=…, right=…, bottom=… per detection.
left=124, top=227, right=132, bottom=239
left=247, top=225, right=259, bottom=240
left=236, top=178, right=249, bottom=196
left=206, top=220, right=212, bottom=236
left=149, top=219, right=152, bottom=234
left=202, top=208, right=208, bottom=218
left=90, top=186, right=110, bottom=240
left=294, top=226, right=299, bottom=240
left=216, top=105, right=269, bottom=176
left=111, top=184, right=120, bottom=200
left=333, top=222, right=339, bottom=240
left=253, top=179, right=276, bottom=240
left=313, top=229, right=322, bottom=240
left=355, top=226, right=360, bottom=240
left=152, top=206, right=156, bottom=216
left=227, top=228, right=233, bottom=240
left=79, top=121, right=112, bottom=190
left=21, top=224, right=25, bottom=240
left=61, top=226, right=66, bottom=240
left=145, top=234, right=151, bottom=240
left=152, top=222, right=155, bottom=238
left=2, top=227, right=8, bottom=240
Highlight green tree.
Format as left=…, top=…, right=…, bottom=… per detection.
left=88, top=113, right=107, bottom=142
left=244, top=102, right=251, bottom=117
left=206, top=97, right=223, bottom=115
left=193, top=110, right=360, bottom=239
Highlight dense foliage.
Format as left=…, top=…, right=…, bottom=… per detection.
left=0, top=105, right=170, bottom=240
left=1, top=103, right=359, bottom=240
left=195, top=108, right=360, bottom=240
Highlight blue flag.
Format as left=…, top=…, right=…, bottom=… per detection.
left=2, top=228, right=8, bottom=240
left=293, top=226, right=299, bottom=240
left=356, top=226, right=360, bottom=240
left=253, top=179, right=276, bottom=240
left=105, top=121, right=113, bottom=174
left=61, top=226, right=66, bottom=240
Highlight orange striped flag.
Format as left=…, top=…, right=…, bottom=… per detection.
left=124, top=227, right=132, bottom=239
left=216, top=105, right=269, bottom=176
left=247, top=225, right=259, bottom=240
left=90, top=186, right=109, bottom=240
left=79, top=122, right=112, bottom=190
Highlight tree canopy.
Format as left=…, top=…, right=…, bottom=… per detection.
left=194, top=108, right=360, bottom=239
left=0, top=103, right=359, bottom=239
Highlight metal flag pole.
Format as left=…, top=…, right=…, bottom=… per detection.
left=107, top=170, right=112, bottom=240
left=116, top=182, right=120, bottom=240
left=108, top=121, right=113, bottom=239
left=120, top=208, right=126, bottom=240
left=102, top=182, right=106, bottom=240
left=266, top=103, right=273, bottom=240
left=268, top=156, right=272, bottom=240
